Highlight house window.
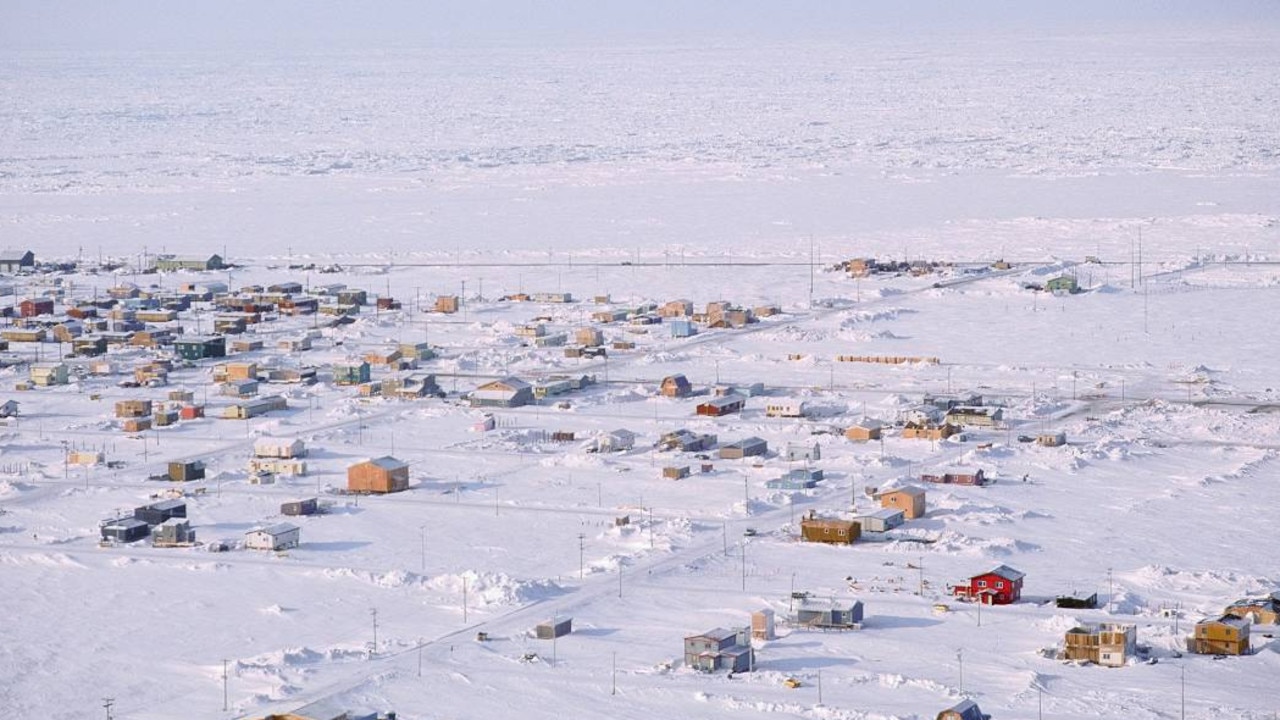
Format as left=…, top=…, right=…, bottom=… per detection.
left=977, top=580, right=987, bottom=588
left=996, top=581, right=1004, bottom=589
left=838, top=529, right=846, bottom=537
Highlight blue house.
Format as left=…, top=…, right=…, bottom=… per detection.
left=669, top=319, right=697, bottom=338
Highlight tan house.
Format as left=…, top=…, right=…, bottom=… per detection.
left=1062, top=623, right=1137, bottom=666
left=114, top=400, right=153, bottom=418
left=800, top=513, right=859, bottom=545
left=875, top=485, right=927, bottom=519
left=574, top=327, right=604, bottom=347
left=30, top=363, right=69, bottom=386
left=1187, top=616, right=1250, bottom=655
left=347, top=456, right=410, bottom=494
left=902, top=422, right=956, bottom=441
left=658, top=299, right=693, bottom=318
left=226, top=361, right=259, bottom=381
left=434, top=295, right=459, bottom=314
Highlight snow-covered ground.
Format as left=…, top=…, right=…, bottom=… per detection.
left=2, top=29, right=1280, bottom=720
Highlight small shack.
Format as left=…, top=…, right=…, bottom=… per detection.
left=134, top=499, right=187, bottom=525
left=168, top=460, right=206, bottom=482
left=281, top=498, right=320, bottom=517
left=800, top=513, right=859, bottom=545
left=794, top=597, right=864, bottom=630
left=535, top=617, right=573, bottom=639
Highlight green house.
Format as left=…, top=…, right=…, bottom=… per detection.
left=1045, top=275, right=1079, bottom=294
left=174, top=335, right=227, bottom=360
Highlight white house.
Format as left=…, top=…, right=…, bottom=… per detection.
left=598, top=428, right=637, bottom=452
left=765, top=399, right=807, bottom=418
left=244, top=523, right=300, bottom=551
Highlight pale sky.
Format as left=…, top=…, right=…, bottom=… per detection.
left=4, top=0, right=1279, bottom=52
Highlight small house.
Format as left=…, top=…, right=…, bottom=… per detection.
left=222, top=395, right=288, bottom=419
left=348, top=456, right=410, bottom=494
left=855, top=508, right=905, bottom=533
left=1062, top=623, right=1137, bottom=666
left=1037, top=431, right=1067, bottom=447
left=30, top=363, right=69, bottom=387
left=115, top=400, right=153, bottom=418
left=168, top=460, right=206, bottom=482
left=433, top=295, right=459, bottom=314
left=1045, top=274, right=1080, bottom=294
left=1187, top=616, right=1251, bottom=655
left=250, top=458, right=308, bottom=477
left=100, top=517, right=150, bottom=543
left=683, top=627, right=753, bottom=673
left=221, top=379, right=260, bottom=398
left=468, top=377, right=534, bottom=408
left=660, top=374, right=692, bottom=398
left=937, top=700, right=990, bottom=720
left=333, top=361, right=372, bottom=386
left=794, top=597, right=864, bottom=629
left=658, top=429, right=717, bottom=453
left=766, top=468, right=824, bottom=490
left=1055, top=592, right=1099, bottom=609
left=575, top=327, right=604, bottom=347
left=696, top=394, right=746, bottom=417
left=152, top=518, right=196, bottom=546
left=902, top=422, right=957, bottom=441
left=399, top=341, right=435, bottom=361
left=174, top=335, right=227, bottom=361
left=800, top=513, right=859, bottom=545
left=154, top=254, right=224, bottom=271
left=1224, top=591, right=1280, bottom=625
left=19, top=297, right=54, bottom=318
left=662, top=465, right=691, bottom=480
left=785, top=442, right=820, bottom=462
left=245, top=523, right=300, bottom=551
left=668, top=319, right=697, bottom=338
left=844, top=418, right=883, bottom=442
left=751, top=609, right=775, bottom=640
left=134, top=499, right=187, bottom=525
left=254, top=438, right=307, bottom=459
left=658, top=299, right=693, bottom=317
left=281, top=498, right=320, bottom=517
left=953, top=565, right=1024, bottom=605
left=944, top=406, right=1003, bottom=428
left=0, top=249, right=35, bottom=273
left=875, top=485, right=927, bottom=519
left=0, top=400, right=18, bottom=418
left=764, top=400, right=806, bottom=418
left=535, top=617, right=573, bottom=639
left=921, top=468, right=987, bottom=486
left=597, top=428, right=636, bottom=452
left=718, top=437, right=767, bottom=460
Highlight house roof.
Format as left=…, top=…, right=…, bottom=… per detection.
left=687, top=627, right=738, bottom=643
left=0, top=249, right=33, bottom=262
left=252, top=523, right=299, bottom=537
left=700, top=394, right=746, bottom=408
left=983, top=564, right=1026, bottom=582
left=944, top=699, right=985, bottom=720
left=859, top=508, right=905, bottom=521
left=362, top=456, right=408, bottom=471
left=877, top=484, right=927, bottom=498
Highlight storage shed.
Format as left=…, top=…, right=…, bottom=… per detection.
left=168, top=460, right=206, bottom=482
left=101, top=517, right=150, bottom=543
left=281, top=498, right=320, bottom=517
left=535, top=617, right=573, bottom=639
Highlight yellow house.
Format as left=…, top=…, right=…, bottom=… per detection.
left=1187, top=616, right=1250, bottom=655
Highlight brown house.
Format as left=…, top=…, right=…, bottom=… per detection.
left=1224, top=592, right=1280, bottom=625
left=347, top=456, right=410, bottom=494
left=800, top=513, right=860, bottom=545
left=875, top=485, right=927, bottom=519
left=902, top=422, right=957, bottom=440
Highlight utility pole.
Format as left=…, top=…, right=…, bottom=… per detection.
left=420, top=525, right=427, bottom=574
left=578, top=533, right=585, bottom=579
left=741, top=540, right=747, bottom=591
left=957, top=649, right=964, bottom=693
left=648, top=507, right=654, bottom=549
left=1108, top=567, right=1114, bottom=610
left=102, top=698, right=114, bottom=720
left=221, top=659, right=229, bottom=711
left=1180, top=663, right=1186, bottom=720
left=918, top=556, right=925, bottom=596
left=369, top=608, right=378, bottom=659
left=463, top=576, right=468, bottom=623
left=618, top=565, right=623, bottom=598
left=611, top=651, right=617, bottom=695
left=418, top=639, right=424, bottom=677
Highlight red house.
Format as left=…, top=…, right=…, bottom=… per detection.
left=953, top=565, right=1024, bottom=605
left=19, top=298, right=54, bottom=318
left=921, top=468, right=987, bottom=486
